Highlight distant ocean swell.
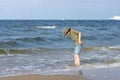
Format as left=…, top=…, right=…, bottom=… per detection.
left=0, top=36, right=64, bottom=49
left=0, top=30, right=119, bottom=49
left=0, top=30, right=120, bottom=54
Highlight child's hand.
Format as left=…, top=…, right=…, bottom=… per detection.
left=78, top=40, right=82, bottom=44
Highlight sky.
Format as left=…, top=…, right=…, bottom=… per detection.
left=0, top=0, right=120, bottom=20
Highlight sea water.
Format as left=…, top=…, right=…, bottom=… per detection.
left=0, top=20, right=120, bottom=76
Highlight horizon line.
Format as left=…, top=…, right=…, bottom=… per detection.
left=0, top=19, right=117, bottom=20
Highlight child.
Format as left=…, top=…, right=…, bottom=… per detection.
left=62, top=28, right=83, bottom=66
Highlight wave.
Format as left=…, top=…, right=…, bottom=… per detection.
left=0, top=36, right=46, bottom=48
left=0, top=36, right=64, bottom=49
left=0, top=48, right=30, bottom=54
left=35, top=26, right=56, bottom=29
left=16, top=37, right=44, bottom=42
left=0, top=41, right=20, bottom=48
left=80, top=62, right=120, bottom=69
left=0, top=46, right=120, bottom=54
left=83, top=46, right=120, bottom=51
left=0, top=48, right=57, bottom=54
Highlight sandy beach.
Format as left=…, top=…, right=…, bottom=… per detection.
left=0, top=75, right=84, bottom=80
left=0, top=67, right=120, bottom=80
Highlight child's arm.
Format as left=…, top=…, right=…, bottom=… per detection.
left=78, top=32, right=82, bottom=44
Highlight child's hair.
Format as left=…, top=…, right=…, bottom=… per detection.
left=65, top=28, right=71, bottom=35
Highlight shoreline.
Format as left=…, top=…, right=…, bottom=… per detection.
left=0, top=67, right=120, bottom=80
left=0, top=74, right=84, bottom=80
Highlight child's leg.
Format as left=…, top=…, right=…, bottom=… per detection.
left=74, top=54, right=80, bottom=66
left=74, top=45, right=81, bottom=66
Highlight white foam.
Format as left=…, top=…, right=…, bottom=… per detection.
left=80, top=62, right=120, bottom=70
left=36, top=26, right=56, bottom=29
left=84, top=46, right=120, bottom=51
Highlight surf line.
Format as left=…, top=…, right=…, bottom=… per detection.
left=36, top=26, right=56, bottom=29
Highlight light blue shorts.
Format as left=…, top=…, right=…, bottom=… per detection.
left=74, top=45, right=82, bottom=55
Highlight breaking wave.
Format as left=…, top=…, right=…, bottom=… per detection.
left=83, top=46, right=120, bottom=51
left=0, top=48, right=32, bottom=54
left=0, top=46, right=120, bottom=54
left=35, top=26, right=56, bottom=29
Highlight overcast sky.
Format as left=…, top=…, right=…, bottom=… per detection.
left=0, top=0, right=120, bottom=20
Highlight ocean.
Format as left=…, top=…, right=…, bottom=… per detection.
left=0, top=20, right=120, bottom=76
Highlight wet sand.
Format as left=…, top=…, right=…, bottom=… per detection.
left=0, top=75, right=84, bottom=80
left=0, top=67, right=120, bottom=80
